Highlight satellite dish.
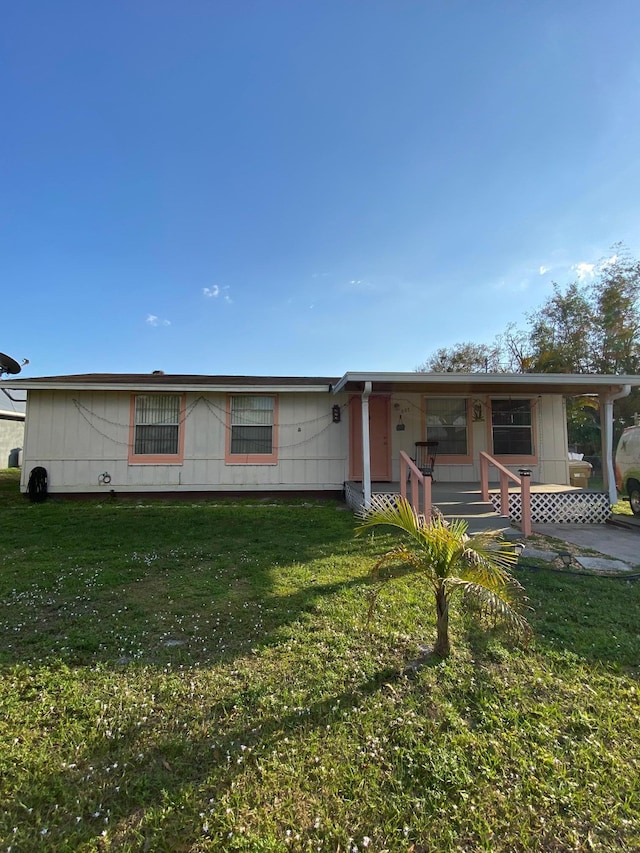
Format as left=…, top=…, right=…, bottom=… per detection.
left=0, top=352, right=22, bottom=375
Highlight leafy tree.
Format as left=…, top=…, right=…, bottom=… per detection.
left=527, top=282, right=593, bottom=373
left=356, top=498, right=531, bottom=657
left=417, top=341, right=503, bottom=373
left=589, top=247, right=640, bottom=375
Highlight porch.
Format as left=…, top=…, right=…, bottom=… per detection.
left=344, top=478, right=611, bottom=533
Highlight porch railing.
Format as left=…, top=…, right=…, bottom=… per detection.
left=399, top=451, right=432, bottom=521
left=479, top=451, right=532, bottom=536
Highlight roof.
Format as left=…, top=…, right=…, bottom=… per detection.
left=332, top=371, right=640, bottom=396
left=0, top=373, right=339, bottom=393
left=1, top=370, right=639, bottom=397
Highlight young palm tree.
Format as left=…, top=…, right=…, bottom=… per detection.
left=356, top=497, right=531, bottom=657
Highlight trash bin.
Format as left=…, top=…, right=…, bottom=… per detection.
left=569, top=460, right=593, bottom=488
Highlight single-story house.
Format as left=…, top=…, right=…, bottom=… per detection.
left=2, top=371, right=639, bottom=516
left=0, top=408, right=25, bottom=468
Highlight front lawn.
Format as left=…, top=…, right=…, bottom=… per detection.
left=0, top=470, right=638, bottom=851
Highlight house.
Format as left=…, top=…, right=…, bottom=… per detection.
left=2, top=371, right=639, bottom=515
left=0, top=409, right=25, bottom=468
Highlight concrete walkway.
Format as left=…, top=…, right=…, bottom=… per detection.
left=531, top=523, right=640, bottom=568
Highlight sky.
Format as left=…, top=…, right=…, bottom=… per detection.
left=2, top=0, right=640, bottom=392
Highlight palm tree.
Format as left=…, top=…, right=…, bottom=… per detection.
left=356, top=497, right=531, bottom=657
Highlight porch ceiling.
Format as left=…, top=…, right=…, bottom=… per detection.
left=332, top=371, right=640, bottom=397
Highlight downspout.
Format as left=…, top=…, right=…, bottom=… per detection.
left=361, top=381, right=372, bottom=510
left=600, top=384, right=631, bottom=506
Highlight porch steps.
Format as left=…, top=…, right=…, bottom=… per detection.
left=366, top=482, right=520, bottom=537
left=432, top=488, right=515, bottom=537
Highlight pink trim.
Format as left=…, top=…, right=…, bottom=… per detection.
left=225, top=394, right=279, bottom=465
left=128, top=393, right=186, bottom=465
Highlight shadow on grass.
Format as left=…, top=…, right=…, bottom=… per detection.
left=4, top=660, right=412, bottom=850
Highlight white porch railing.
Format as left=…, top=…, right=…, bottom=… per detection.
left=479, top=450, right=532, bottom=537
left=399, top=450, right=432, bottom=520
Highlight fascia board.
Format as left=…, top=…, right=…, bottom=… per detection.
left=333, top=372, right=640, bottom=392
left=0, top=381, right=332, bottom=394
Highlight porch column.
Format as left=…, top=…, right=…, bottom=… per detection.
left=361, top=381, right=372, bottom=509
left=600, top=385, right=631, bottom=506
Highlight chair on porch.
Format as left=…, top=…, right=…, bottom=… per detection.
left=413, top=440, right=439, bottom=480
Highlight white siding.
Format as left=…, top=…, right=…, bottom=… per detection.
left=21, top=390, right=349, bottom=494
left=388, top=392, right=570, bottom=485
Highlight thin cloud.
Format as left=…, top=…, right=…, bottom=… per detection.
left=203, top=285, right=232, bottom=303
left=601, top=253, right=618, bottom=268
left=539, top=265, right=549, bottom=275
left=572, top=262, right=595, bottom=280
left=146, top=314, right=171, bottom=327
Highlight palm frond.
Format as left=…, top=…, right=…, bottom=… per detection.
left=366, top=547, right=425, bottom=624
left=368, top=545, right=425, bottom=583
left=355, top=496, right=427, bottom=545
left=447, top=578, right=532, bottom=638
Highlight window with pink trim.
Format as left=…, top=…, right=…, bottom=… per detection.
left=128, top=393, right=184, bottom=464
left=226, top=394, right=278, bottom=463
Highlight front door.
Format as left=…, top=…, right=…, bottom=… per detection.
left=349, top=395, right=392, bottom=481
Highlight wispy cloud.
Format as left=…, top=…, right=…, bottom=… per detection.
left=572, top=262, right=596, bottom=280
left=203, top=285, right=232, bottom=303
left=146, top=314, right=171, bottom=327
left=601, top=253, right=618, bottom=267
left=539, top=265, right=549, bottom=275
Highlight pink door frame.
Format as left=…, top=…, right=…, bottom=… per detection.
left=349, top=395, right=392, bottom=481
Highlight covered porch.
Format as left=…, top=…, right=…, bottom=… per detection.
left=333, top=370, right=639, bottom=530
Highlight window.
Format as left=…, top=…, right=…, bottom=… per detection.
left=426, top=398, right=468, bottom=455
left=227, top=395, right=277, bottom=462
left=129, top=394, right=184, bottom=463
left=491, top=399, right=533, bottom=456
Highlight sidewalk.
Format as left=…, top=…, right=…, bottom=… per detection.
left=530, top=522, right=640, bottom=569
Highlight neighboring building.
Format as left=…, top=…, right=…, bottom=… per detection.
left=0, top=409, right=25, bottom=468
left=2, top=371, right=639, bottom=507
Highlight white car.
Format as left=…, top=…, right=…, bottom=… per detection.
left=615, top=424, right=640, bottom=516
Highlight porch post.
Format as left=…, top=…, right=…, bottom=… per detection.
left=361, top=382, right=372, bottom=509
left=600, top=385, right=631, bottom=507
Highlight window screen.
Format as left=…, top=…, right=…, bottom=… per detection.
left=134, top=395, right=181, bottom=455
left=426, top=398, right=468, bottom=455
left=230, top=395, right=274, bottom=454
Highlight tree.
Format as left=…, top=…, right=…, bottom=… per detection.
left=416, top=341, right=503, bottom=373
left=590, top=247, right=640, bottom=375
left=527, top=282, right=594, bottom=373
left=416, top=244, right=640, bottom=447
left=356, top=498, right=531, bottom=657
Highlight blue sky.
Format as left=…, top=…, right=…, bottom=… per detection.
left=2, top=1, right=640, bottom=385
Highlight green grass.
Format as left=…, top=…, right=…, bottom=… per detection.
left=0, top=469, right=639, bottom=852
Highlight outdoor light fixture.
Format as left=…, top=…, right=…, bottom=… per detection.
left=396, top=415, right=405, bottom=431
left=332, top=404, right=341, bottom=423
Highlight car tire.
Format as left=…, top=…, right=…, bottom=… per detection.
left=629, top=481, right=640, bottom=517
